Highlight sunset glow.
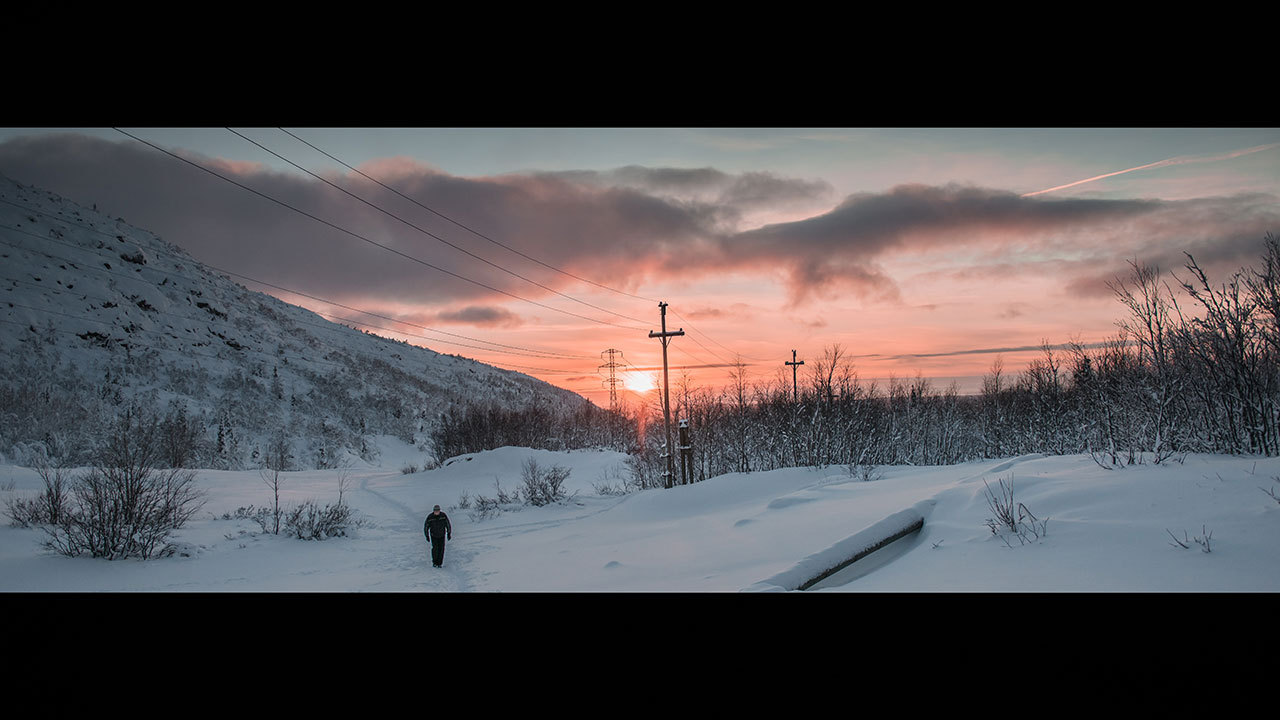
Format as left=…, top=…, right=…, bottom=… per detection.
left=623, top=371, right=657, bottom=394
left=1, top=127, right=1276, bottom=404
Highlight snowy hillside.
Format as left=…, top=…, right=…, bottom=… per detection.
left=0, top=175, right=585, bottom=469
left=3, top=442, right=1277, bottom=591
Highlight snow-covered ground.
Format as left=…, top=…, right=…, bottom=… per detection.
left=3, top=438, right=1278, bottom=592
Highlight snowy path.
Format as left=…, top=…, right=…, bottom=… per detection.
left=439, top=494, right=639, bottom=590
left=356, top=472, right=470, bottom=591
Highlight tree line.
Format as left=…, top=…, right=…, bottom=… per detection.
left=434, top=233, right=1280, bottom=483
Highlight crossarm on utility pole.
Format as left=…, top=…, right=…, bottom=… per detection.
left=786, top=349, right=805, bottom=404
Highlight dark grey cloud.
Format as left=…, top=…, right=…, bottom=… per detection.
left=609, top=165, right=729, bottom=192
left=550, top=165, right=833, bottom=215
left=734, top=183, right=1156, bottom=250
left=1060, top=213, right=1280, bottom=299
left=793, top=316, right=827, bottom=329
left=999, top=304, right=1025, bottom=320
left=718, top=171, right=833, bottom=210
left=0, top=134, right=716, bottom=314
left=435, top=305, right=522, bottom=328
left=718, top=183, right=1280, bottom=304
left=2, top=134, right=1275, bottom=318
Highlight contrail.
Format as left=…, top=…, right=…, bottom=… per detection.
left=1022, top=142, right=1280, bottom=198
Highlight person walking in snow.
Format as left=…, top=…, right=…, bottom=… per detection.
left=424, top=504, right=452, bottom=568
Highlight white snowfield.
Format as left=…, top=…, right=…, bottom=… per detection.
left=2, top=440, right=1279, bottom=592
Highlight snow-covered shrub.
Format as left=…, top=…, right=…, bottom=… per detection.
left=591, top=479, right=628, bottom=496
left=1262, top=480, right=1280, bottom=505
left=459, top=460, right=576, bottom=521
left=43, top=408, right=206, bottom=559
left=981, top=475, right=1048, bottom=547
left=845, top=464, right=883, bottom=482
left=519, top=458, right=573, bottom=506
left=467, top=494, right=504, bottom=522
left=281, top=499, right=359, bottom=540
left=624, top=444, right=667, bottom=491
left=465, top=478, right=522, bottom=521
left=6, top=495, right=44, bottom=527
left=591, top=463, right=630, bottom=496
left=4, top=441, right=50, bottom=469
left=1166, top=526, right=1213, bottom=553
left=4, top=463, right=70, bottom=528
left=220, top=505, right=274, bottom=533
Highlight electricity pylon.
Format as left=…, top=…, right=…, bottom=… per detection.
left=599, top=348, right=624, bottom=411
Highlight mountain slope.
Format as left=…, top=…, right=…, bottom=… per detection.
left=0, top=174, right=587, bottom=469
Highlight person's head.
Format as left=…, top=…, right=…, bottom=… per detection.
left=433, top=504, right=441, bottom=514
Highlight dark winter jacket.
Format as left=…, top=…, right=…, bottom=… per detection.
left=424, top=511, right=452, bottom=541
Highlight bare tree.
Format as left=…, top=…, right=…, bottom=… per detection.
left=259, top=429, right=292, bottom=534
left=1109, top=262, right=1181, bottom=461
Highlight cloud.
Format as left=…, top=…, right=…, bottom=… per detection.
left=0, top=133, right=717, bottom=313
left=793, top=316, right=827, bottom=329
left=682, top=303, right=756, bottom=321
left=715, top=183, right=1280, bottom=304
left=551, top=166, right=833, bottom=217
left=434, top=305, right=523, bottom=328
left=2, top=133, right=1275, bottom=322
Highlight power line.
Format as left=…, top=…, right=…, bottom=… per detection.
left=0, top=198, right=595, bottom=361
left=278, top=128, right=772, bottom=363
left=0, top=301, right=357, bottom=376
left=112, top=128, right=646, bottom=331
left=1, top=212, right=614, bottom=394
left=2, top=283, right=600, bottom=384
left=0, top=222, right=568, bottom=362
left=1, top=228, right=609, bottom=399
left=12, top=133, right=780, bottom=381
left=279, top=127, right=660, bottom=304
left=228, top=128, right=652, bottom=327
left=670, top=308, right=771, bottom=363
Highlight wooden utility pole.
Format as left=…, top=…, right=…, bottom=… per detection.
left=786, top=349, right=805, bottom=404
left=649, top=302, right=684, bottom=489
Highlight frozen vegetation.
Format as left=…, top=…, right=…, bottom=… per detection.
left=3, top=439, right=1278, bottom=591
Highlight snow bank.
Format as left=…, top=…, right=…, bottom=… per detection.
left=742, top=500, right=935, bottom=592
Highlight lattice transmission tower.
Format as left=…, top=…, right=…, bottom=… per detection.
left=599, top=348, right=625, bottom=411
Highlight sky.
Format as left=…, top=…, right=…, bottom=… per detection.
left=1, top=127, right=1277, bottom=405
